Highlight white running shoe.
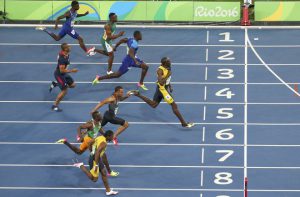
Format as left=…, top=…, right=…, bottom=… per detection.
left=87, top=47, right=96, bottom=56
left=106, top=189, right=118, bottom=196
left=183, top=122, right=195, bottom=128
left=107, top=70, right=114, bottom=75
left=73, top=162, right=84, bottom=168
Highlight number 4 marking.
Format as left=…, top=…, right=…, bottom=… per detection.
left=216, top=150, right=234, bottom=162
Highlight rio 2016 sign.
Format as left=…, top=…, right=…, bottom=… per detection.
left=194, top=3, right=240, bottom=21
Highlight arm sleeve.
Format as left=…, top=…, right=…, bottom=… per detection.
left=130, top=40, right=138, bottom=49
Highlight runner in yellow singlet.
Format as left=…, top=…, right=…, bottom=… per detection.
left=131, top=57, right=195, bottom=128
left=56, top=111, right=119, bottom=177
left=73, top=130, right=118, bottom=196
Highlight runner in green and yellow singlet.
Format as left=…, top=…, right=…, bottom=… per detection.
left=92, top=13, right=125, bottom=75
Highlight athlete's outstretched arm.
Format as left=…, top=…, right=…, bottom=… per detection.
left=77, top=11, right=89, bottom=18
left=54, top=11, right=70, bottom=29
left=114, top=38, right=128, bottom=51
left=77, top=122, right=92, bottom=141
left=91, top=97, right=114, bottom=113
left=104, top=24, right=124, bottom=40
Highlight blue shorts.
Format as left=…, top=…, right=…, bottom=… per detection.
left=54, top=70, right=74, bottom=90
left=118, top=56, right=143, bottom=75
left=58, top=25, right=79, bottom=39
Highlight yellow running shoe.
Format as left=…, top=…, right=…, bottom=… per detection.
left=92, top=75, right=100, bottom=85
left=108, top=170, right=119, bottom=177
left=56, top=138, right=66, bottom=144
left=137, top=83, right=148, bottom=91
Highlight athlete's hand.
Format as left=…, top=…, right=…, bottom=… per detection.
left=84, top=11, right=89, bottom=16
left=118, top=31, right=125, bottom=37
left=72, top=68, right=78, bottom=73
left=126, top=91, right=132, bottom=97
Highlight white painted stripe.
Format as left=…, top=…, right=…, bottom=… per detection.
left=204, top=67, right=208, bottom=81
left=202, top=127, right=206, bottom=142
left=206, top=30, right=210, bottom=44
left=244, top=27, right=248, bottom=179
left=205, top=48, right=209, bottom=62
left=0, top=186, right=243, bottom=191
left=200, top=170, right=204, bottom=187
left=3, top=80, right=300, bottom=85
left=0, top=164, right=243, bottom=168
left=247, top=34, right=300, bottom=97
left=0, top=142, right=243, bottom=146
left=201, top=148, right=205, bottom=164
left=3, top=61, right=300, bottom=66
left=204, top=86, right=207, bottom=101
left=3, top=121, right=300, bottom=125
left=203, top=106, right=206, bottom=121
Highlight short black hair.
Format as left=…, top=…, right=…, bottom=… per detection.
left=115, top=86, right=123, bottom=92
left=92, top=111, right=101, bottom=120
left=104, top=130, right=114, bottom=137
left=71, top=1, right=79, bottom=7
left=109, top=12, right=116, bottom=19
left=133, top=30, right=141, bottom=37
left=161, top=57, right=170, bottom=64
left=61, top=43, right=68, bottom=50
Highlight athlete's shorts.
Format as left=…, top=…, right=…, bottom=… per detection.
left=79, top=136, right=93, bottom=151
left=101, top=39, right=113, bottom=53
left=89, top=154, right=105, bottom=178
left=54, top=70, right=74, bottom=90
left=58, top=25, right=79, bottom=39
left=101, top=111, right=126, bottom=127
left=153, top=85, right=174, bottom=104
left=118, top=56, right=143, bottom=75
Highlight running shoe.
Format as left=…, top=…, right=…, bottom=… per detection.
left=137, top=83, right=148, bottom=91
left=35, top=26, right=46, bottom=31
left=52, top=105, right=63, bottom=112
left=55, top=138, right=67, bottom=144
left=73, top=162, right=84, bottom=168
left=87, top=47, right=96, bottom=56
left=106, top=189, right=118, bottom=196
left=107, top=71, right=114, bottom=75
left=92, top=75, right=100, bottom=85
left=183, top=122, right=195, bottom=128
left=108, top=170, right=119, bottom=177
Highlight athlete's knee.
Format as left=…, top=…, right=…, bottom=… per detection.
left=77, top=36, right=84, bottom=43
left=123, top=121, right=129, bottom=128
left=69, top=83, right=76, bottom=88
left=108, top=52, right=114, bottom=57
left=142, top=63, right=148, bottom=70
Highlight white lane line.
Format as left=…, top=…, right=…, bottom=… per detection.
left=205, top=48, right=209, bottom=62
left=203, top=106, right=206, bottom=121
left=0, top=142, right=243, bottom=146
left=4, top=80, right=300, bottom=85
left=206, top=30, right=210, bottom=44
left=200, top=170, right=204, bottom=187
left=203, top=86, right=207, bottom=101
left=244, top=27, right=249, bottom=180
left=202, top=127, right=206, bottom=142
left=204, top=67, right=208, bottom=81
left=4, top=121, right=300, bottom=125
left=247, top=34, right=300, bottom=97
left=0, top=186, right=243, bottom=191
left=201, top=148, right=205, bottom=164
left=3, top=142, right=300, bottom=147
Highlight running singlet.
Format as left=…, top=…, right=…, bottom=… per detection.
left=102, top=22, right=116, bottom=42
left=56, top=52, right=70, bottom=73
left=91, top=136, right=107, bottom=157
left=157, top=65, right=171, bottom=87
left=87, top=119, right=102, bottom=138
left=108, top=98, right=119, bottom=115
left=64, top=10, right=77, bottom=27
left=126, top=38, right=139, bottom=57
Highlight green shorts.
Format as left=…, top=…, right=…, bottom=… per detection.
left=101, top=39, right=113, bottom=53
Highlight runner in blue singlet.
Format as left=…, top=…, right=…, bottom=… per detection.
left=36, top=1, right=95, bottom=56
